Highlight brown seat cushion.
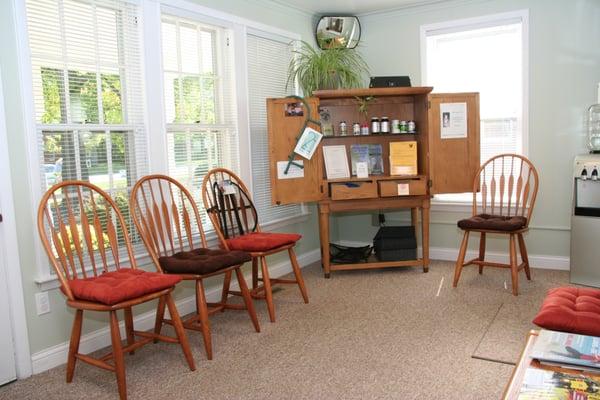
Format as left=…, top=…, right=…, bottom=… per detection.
left=159, top=248, right=251, bottom=275
left=457, top=214, right=527, bottom=231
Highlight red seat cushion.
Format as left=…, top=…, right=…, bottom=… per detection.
left=226, top=232, right=301, bottom=252
left=159, top=248, right=251, bottom=275
left=69, top=268, right=182, bottom=305
left=457, top=214, right=527, bottom=231
left=533, top=287, right=600, bottom=336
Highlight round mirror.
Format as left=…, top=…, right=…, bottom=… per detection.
left=315, top=16, right=361, bottom=49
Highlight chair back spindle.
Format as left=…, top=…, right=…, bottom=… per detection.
left=37, top=181, right=138, bottom=300
left=130, top=175, right=207, bottom=266
left=472, top=154, right=539, bottom=226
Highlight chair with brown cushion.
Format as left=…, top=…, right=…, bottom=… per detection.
left=129, top=175, right=260, bottom=360
left=37, top=181, right=195, bottom=400
left=201, top=168, right=309, bottom=323
left=453, top=154, right=539, bottom=296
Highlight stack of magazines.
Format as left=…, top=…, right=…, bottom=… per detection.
left=517, top=329, right=600, bottom=399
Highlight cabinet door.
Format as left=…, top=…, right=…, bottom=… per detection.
left=267, top=97, right=325, bottom=205
left=428, top=93, right=480, bottom=194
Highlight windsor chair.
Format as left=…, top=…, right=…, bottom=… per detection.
left=453, top=154, right=539, bottom=296
left=129, top=175, right=259, bottom=360
left=201, top=168, right=309, bottom=323
left=37, top=181, right=195, bottom=400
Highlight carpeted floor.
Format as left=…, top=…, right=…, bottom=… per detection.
left=0, top=260, right=570, bottom=399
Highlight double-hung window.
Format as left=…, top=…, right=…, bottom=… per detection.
left=422, top=11, right=528, bottom=201
left=25, top=0, right=147, bottom=229
left=160, top=14, right=238, bottom=210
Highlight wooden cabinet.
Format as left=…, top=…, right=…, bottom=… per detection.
left=266, top=87, right=480, bottom=277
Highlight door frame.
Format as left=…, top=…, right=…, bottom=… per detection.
left=0, top=71, right=32, bottom=378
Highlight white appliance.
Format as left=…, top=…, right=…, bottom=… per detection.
left=570, top=154, right=600, bottom=287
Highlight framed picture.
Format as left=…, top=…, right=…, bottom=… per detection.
left=285, top=102, right=304, bottom=117
left=294, top=126, right=323, bottom=160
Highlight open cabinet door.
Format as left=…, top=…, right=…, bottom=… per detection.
left=267, top=97, right=325, bottom=205
left=428, top=93, right=480, bottom=194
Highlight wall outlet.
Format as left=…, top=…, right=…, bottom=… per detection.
left=35, top=292, right=50, bottom=315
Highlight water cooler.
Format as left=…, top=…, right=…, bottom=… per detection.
left=570, top=154, right=600, bottom=287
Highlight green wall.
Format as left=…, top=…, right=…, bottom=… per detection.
left=0, top=0, right=316, bottom=355
left=331, top=0, right=600, bottom=258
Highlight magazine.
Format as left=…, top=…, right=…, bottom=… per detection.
left=368, top=144, right=384, bottom=175
left=518, top=368, right=600, bottom=399
left=350, top=144, right=369, bottom=175
left=532, top=330, right=600, bottom=372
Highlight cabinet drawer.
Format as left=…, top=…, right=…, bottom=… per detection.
left=379, top=179, right=427, bottom=197
left=330, top=181, right=378, bottom=200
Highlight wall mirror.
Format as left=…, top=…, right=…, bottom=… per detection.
left=315, top=16, right=361, bottom=49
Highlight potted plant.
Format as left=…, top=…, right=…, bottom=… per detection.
left=287, top=40, right=369, bottom=96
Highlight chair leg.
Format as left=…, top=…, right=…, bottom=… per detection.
left=509, top=234, right=519, bottom=296
left=453, top=231, right=470, bottom=287
left=153, top=296, right=166, bottom=343
left=252, top=258, right=258, bottom=290
left=109, top=310, right=127, bottom=400
left=124, top=307, right=135, bottom=355
left=220, top=271, right=232, bottom=311
left=235, top=267, right=260, bottom=332
left=195, top=279, right=213, bottom=360
left=478, top=232, right=486, bottom=274
left=165, top=294, right=196, bottom=371
left=260, top=256, right=276, bottom=323
left=288, top=247, right=309, bottom=304
left=518, top=233, right=532, bottom=281
left=66, top=309, right=83, bottom=383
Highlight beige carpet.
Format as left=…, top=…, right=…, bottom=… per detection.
left=0, top=260, right=570, bottom=400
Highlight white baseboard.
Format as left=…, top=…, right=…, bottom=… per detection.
left=30, top=248, right=321, bottom=375
left=336, top=240, right=570, bottom=271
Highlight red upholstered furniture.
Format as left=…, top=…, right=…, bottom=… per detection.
left=37, top=181, right=194, bottom=400
left=129, top=175, right=259, bottom=360
left=533, top=287, right=600, bottom=337
left=453, top=154, right=539, bottom=296
left=202, top=168, right=309, bottom=323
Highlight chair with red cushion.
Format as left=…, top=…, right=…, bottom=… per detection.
left=37, top=181, right=195, bottom=400
left=202, top=168, right=309, bottom=322
left=129, top=175, right=259, bottom=360
left=453, top=154, right=539, bottom=295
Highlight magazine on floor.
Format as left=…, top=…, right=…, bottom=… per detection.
left=531, top=329, right=600, bottom=372
left=518, top=368, right=600, bottom=399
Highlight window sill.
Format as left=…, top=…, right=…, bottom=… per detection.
left=34, top=211, right=311, bottom=291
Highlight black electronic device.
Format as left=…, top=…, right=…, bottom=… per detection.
left=369, top=76, right=411, bottom=88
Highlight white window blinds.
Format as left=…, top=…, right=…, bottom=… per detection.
left=246, top=34, right=303, bottom=223
left=25, top=0, right=148, bottom=228
left=425, top=21, right=524, bottom=163
left=161, top=15, right=238, bottom=212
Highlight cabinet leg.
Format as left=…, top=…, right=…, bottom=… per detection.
left=318, top=204, right=331, bottom=278
left=421, top=204, right=430, bottom=273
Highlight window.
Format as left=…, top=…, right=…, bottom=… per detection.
left=25, top=0, right=147, bottom=228
left=246, top=33, right=303, bottom=223
left=160, top=14, right=238, bottom=212
left=422, top=11, right=528, bottom=201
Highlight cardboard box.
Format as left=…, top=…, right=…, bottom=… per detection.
left=389, top=141, right=418, bottom=175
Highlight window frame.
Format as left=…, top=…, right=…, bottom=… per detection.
left=420, top=10, right=529, bottom=207
left=16, top=0, right=308, bottom=289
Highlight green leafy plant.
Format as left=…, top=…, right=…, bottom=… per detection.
left=287, top=40, right=369, bottom=96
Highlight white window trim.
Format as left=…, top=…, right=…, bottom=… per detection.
left=15, top=0, right=307, bottom=287
left=420, top=9, right=530, bottom=209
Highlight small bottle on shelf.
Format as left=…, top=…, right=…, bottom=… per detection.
left=380, top=117, right=390, bottom=134
left=371, top=117, right=380, bottom=134
left=339, top=121, right=348, bottom=136
left=361, top=122, right=369, bottom=135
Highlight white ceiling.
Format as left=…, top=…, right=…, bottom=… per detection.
left=267, top=0, right=451, bottom=16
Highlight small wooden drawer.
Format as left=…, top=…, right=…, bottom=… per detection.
left=330, top=181, right=378, bottom=200
left=379, top=178, right=427, bottom=197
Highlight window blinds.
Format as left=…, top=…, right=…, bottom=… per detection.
left=246, top=34, right=303, bottom=223
left=161, top=15, right=239, bottom=215
left=25, top=0, right=148, bottom=241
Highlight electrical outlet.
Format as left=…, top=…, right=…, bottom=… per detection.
left=35, top=292, right=50, bottom=315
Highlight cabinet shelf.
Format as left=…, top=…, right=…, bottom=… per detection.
left=324, top=174, right=425, bottom=184
left=323, top=132, right=418, bottom=139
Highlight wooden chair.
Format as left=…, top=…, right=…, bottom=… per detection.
left=201, top=168, right=309, bottom=323
left=129, top=175, right=260, bottom=360
left=37, top=181, right=195, bottom=400
left=453, top=154, right=539, bottom=296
